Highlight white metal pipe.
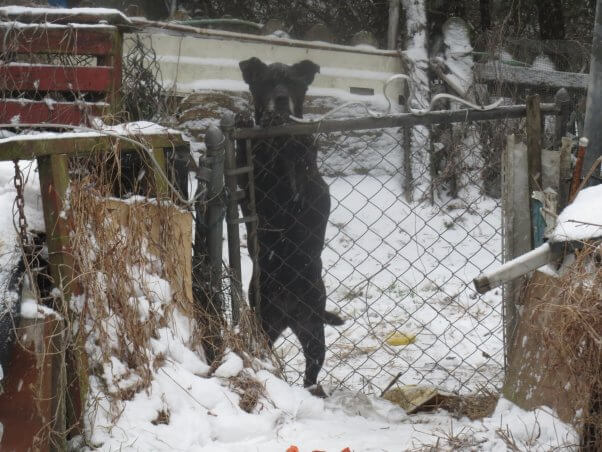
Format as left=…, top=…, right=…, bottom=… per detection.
left=473, top=243, right=552, bottom=293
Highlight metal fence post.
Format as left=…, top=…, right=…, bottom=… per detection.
left=192, top=125, right=225, bottom=361
left=221, top=112, right=243, bottom=325
left=205, top=125, right=226, bottom=306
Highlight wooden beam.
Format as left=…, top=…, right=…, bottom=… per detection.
left=234, top=103, right=560, bottom=140
left=0, top=27, right=116, bottom=55
left=97, top=30, right=123, bottom=115
left=0, top=65, right=113, bottom=93
left=0, top=133, right=185, bottom=160
left=0, top=99, right=107, bottom=126
left=475, top=62, right=589, bottom=90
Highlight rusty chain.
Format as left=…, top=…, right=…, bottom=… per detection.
left=13, top=160, right=30, bottom=250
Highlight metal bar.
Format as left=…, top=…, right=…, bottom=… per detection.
left=221, top=113, right=243, bottom=325
left=234, top=103, right=560, bottom=140
left=474, top=243, right=552, bottom=294
left=245, top=138, right=261, bottom=316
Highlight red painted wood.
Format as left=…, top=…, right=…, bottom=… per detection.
left=0, top=100, right=106, bottom=126
left=0, top=319, right=57, bottom=452
left=0, top=65, right=113, bottom=93
left=0, top=27, right=115, bottom=55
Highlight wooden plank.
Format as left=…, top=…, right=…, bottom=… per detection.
left=0, top=99, right=107, bottom=126
left=502, top=134, right=531, bottom=350
left=0, top=317, right=62, bottom=452
left=558, top=137, right=573, bottom=210
left=503, top=271, right=587, bottom=425
left=234, top=103, right=560, bottom=140
left=0, top=8, right=131, bottom=26
left=151, top=148, right=169, bottom=199
left=0, top=65, right=113, bottom=92
left=475, top=62, right=589, bottom=89
left=0, top=27, right=115, bottom=55
left=0, top=133, right=185, bottom=160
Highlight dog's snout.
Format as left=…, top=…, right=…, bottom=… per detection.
left=275, top=94, right=289, bottom=109
left=272, top=85, right=291, bottom=111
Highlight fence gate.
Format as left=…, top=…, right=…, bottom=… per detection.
left=226, top=103, right=559, bottom=395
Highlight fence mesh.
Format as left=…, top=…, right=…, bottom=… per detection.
left=234, top=110, right=514, bottom=395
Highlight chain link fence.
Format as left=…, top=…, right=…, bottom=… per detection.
left=227, top=106, right=535, bottom=396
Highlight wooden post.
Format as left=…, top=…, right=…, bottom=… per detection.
left=38, top=154, right=72, bottom=296
left=502, top=135, right=531, bottom=358
left=151, top=147, right=169, bottom=199
left=37, top=153, right=71, bottom=450
left=554, top=88, right=571, bottom=149
left=582, top=0, right=602, bottom=187
left=221, top=113, right=243, bottom=325
left=387, top=0, right=400, bottom=50
left=558, top=137, right=573, bottom=210
left=526, top=95, right=542, bottom=248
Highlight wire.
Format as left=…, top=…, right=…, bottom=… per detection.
left=289, top=73, right=503, bottom=124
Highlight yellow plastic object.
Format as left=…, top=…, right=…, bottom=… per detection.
left=386, top=331, right=416, bottom=346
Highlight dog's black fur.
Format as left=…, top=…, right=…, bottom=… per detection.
left=237, top=57, right=344, bottom=389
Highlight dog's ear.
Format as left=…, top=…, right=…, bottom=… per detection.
left=292, top=60, right=320, bottom=85
left=239, top=57, right=267, bottom=85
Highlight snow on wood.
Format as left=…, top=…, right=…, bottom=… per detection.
left=475, top=62, right=589, bottom=89
left=0, top=6, right=131, bottom=26
left=551, top=184, right=602, bottom=241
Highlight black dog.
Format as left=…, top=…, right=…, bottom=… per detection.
left=237, top=57, right=344, bottom=391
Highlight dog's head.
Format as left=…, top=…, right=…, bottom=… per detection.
left=239, top=57, right=320, bottom=125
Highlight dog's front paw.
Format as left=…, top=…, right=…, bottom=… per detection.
left=235, top=111, right=254, bottom=129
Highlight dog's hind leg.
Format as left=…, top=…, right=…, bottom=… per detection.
left=290, top=318, right=326, bottom=388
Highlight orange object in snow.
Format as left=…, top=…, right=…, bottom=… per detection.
left=286, top=447, right=299, bottom=452
left=341, top=448, right=352, bottom=452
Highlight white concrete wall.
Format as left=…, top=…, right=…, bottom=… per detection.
left=127, top=28, right=406, bottom=106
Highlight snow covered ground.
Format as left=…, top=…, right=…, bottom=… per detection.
left=203, top=95, right=506, bottom=396
left=0, top=64, right=579, bottom=452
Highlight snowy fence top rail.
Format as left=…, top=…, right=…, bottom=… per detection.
left=0, top=122, right=184, bottom=160
left=234, top=103, right=560, bottom=140
left=475, top=62, right=589, bottom=90
left=0, top=6, right=131, bottom=27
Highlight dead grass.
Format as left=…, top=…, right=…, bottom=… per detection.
left=529, top=243, right=602, bottom=446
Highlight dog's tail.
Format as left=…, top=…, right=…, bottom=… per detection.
left=323, top=310, right=345, bottom=326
